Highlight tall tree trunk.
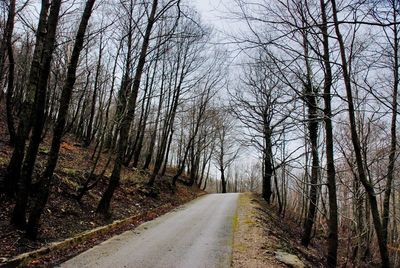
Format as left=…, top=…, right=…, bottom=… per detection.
left=330, top=0, right=389, bottom=265
left=97, top=0, right=159, bottom=215
left=11, top=0, right=62, bottom=230
left=23, top=0, right=96, bottom=239
left=262, top=128, right=273, bottom=203
left=143, top=51, right=168, bottom=170
left=319, top=1, right=338, bottom=266
left=84, top=36, right=104, bottom=147
left=5, top=0, right=50, bottom=197
left=160, top=128, right=174, bottom=177
left=149, top=43, right=186, bottom=185
left=220, top=167, right=227, bottom=193
left=382, top=0, right=399, bottom=247
left=4, top=0, right=16, bottom=145
left=149, top=82, right=179, bottom=185
left=132, top=55, right=159, bottom=168
left=301, top=30, right=320, bottom=247
left=0, top=0, right=14, bottom=89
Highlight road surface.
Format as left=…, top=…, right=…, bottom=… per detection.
left=60, top=193, right=239, bottom=268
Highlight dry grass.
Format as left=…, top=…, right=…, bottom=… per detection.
left=232, top=193, right=284, bottom=268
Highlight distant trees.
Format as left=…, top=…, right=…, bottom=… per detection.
left=171, top=54, right=223, bottom=187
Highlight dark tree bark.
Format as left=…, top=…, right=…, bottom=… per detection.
left=319, top=1, right=338, bottom=266
left=23, top=0, right=96, bottom=239
left=262, top=128, right=273, bottom=203
left=0, top=1, right=13, bottom=87
left=5, top=0, right=50, bottom=197
left=3, top=0, right=16, bottom=145
left=301, top=29, right=321, bottom=247
left=11, top=0, right=63, bottom=230
left=143, top=68, right=164, bottom=170
left=84, top=35, right=104, bottom=147
left=220, top=167, right=227, bottom=193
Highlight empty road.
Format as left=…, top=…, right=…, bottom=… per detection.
left=60, top=193, right=239, bottom=268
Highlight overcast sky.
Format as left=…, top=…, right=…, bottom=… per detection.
left=193, top=0, right=218, bottom=21
left=192, top=0, right=232, bottom=30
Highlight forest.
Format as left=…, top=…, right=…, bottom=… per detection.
left=1, top=0, right=400, bottom=267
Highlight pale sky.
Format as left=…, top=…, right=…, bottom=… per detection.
left=193, top=0, right=218, bottom=21
left=193, top=0, right=231, bottom=29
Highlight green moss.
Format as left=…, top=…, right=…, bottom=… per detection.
left=62, top=168, right=78, bottom=177
left=232, top=210, right=239, bottom=232
left=60, top=175, right=80, bottom=191
left=39, top=146, right=50, bottom=154
left=0, top=156, right=8, bottom=166
left=244, top=218, right=256, bottom=225
left=238, top=193, right=256, bottom=226
left=234, top=243, right=246, bottom=252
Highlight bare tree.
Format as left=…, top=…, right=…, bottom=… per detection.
left=213, top=109, right=239, bottom=193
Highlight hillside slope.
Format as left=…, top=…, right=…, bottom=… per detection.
left=0, top=110, right=204, bottom=265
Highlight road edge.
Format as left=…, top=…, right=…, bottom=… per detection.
left=1, top=193, right=207, bottom=267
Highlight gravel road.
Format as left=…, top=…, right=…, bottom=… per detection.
left=60, top=193, right=239, bottom=268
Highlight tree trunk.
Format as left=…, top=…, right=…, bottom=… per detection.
left=14, top=0, right=63, bottom=230
left=382, top=0, right=399, bottom=247
left=330, top=0, right=389, bottom=265
left=24, top=0, right=96, bottom=239
left=262, top=129, right=273, bottom=203
left=143, top=51, right=166, bottom=170
left=5, top=0, right=50, bottom=197
left=97, top=0, right=159, bottom=215
left=220, top=167, right=227, bottom=193
left=301, top=32, right=320, bottom=246
left=84, top=37, right=103, bottom=147
left=3, top=0, right=16, bottom=145
left=319, top=1, right=338, bottom=266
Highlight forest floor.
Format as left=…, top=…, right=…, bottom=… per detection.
left=232, top=193, right=325, bottom=268
left=0, top=109, right=205, bottom=266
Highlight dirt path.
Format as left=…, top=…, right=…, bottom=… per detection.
left=60, top=193, right=239, bottom=268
